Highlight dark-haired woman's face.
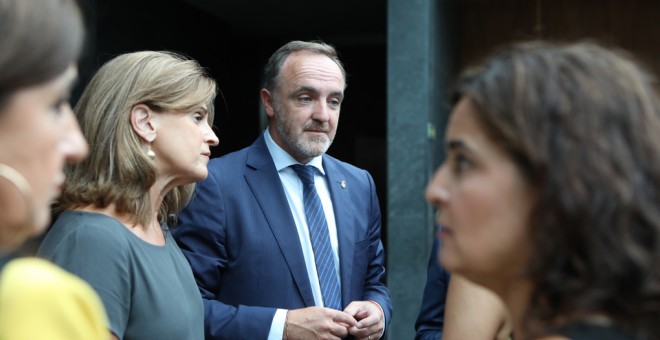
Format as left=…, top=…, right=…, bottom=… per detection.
left=425, top=98, right=535, bottom=286
left=0, top=65, right=88, bottom=248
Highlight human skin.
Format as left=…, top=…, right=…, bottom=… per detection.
left=0, top=65, right=88, bottom=249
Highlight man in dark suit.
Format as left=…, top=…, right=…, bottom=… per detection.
left=415, top=238, right=451, bottom=339
left=173, top=40, right=391, bottom=340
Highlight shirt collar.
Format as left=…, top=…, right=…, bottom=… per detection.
left=264, top=129, right=325, bottom=175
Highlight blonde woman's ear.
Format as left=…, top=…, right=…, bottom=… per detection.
left=129, top=104, right=157, bottom=142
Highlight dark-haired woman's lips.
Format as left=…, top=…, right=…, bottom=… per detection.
left=437, top=224, right=453, bottom=239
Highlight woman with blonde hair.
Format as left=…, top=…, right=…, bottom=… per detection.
left=0, top=0, right=108, bottom=338
left=39, top=50, right=219, bottom=340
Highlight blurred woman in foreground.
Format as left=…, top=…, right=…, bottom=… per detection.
left=0, top=0, right=108, bottom=338
left=427, top=41, right=659, bottom=339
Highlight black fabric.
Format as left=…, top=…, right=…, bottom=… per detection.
left=414, top=238, right=451, bottom=340
left=553, top=323, right=639, bottom=340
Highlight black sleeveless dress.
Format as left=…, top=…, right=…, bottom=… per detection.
left=554, top=323, right=643, bottom=340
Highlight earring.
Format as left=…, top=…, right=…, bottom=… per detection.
left=146, top=144, right=156, bottom=160
left=0, top=163, right=35, bottom=230
left=0, top=163, right=31, bottom=198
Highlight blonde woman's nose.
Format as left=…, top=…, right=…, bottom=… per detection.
left=62, top=106, right=89, bottom=163
left=206, top=123, right=219, bottom=147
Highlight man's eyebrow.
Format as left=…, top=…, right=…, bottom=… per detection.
left=329, top=90, right=344, bottom=99
left=292, top=85, right=320, bottom=96
left=291, top=86, right=344, bottom=99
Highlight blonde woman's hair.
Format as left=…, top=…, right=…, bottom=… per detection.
left=59, top=51, right=217, bottom=227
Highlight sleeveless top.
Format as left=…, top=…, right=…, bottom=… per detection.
left=553, top=323, right=640, bottom=340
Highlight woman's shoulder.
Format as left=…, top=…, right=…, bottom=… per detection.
left=0, top=258, right=103, bottom=310
left=0, top=258, right=108, bottom=339
left=54, top=209, right=123, bottom=227
left=39, top=210, right=132, bottom=257
left=1, top=257, right=93, bottom=295
left=49, top=210, right=128, bottom=240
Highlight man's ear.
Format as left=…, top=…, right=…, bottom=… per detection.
left=260, top=89, right=276, bottom=118
left=130, top=104, right=156, bottom=142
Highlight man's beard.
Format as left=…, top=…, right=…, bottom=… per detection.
left=273, top=105, right=334, bottom=160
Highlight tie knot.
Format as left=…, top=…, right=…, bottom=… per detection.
left=291, top=164, right=316, bottom=185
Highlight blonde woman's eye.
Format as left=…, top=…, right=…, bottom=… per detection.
left=193, top=112, right=206, bottom=121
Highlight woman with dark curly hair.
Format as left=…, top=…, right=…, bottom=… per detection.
left=426, top=41, right=660, bottom=339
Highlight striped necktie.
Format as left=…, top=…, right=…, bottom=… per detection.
left=291, top=164, right=342, bottom=310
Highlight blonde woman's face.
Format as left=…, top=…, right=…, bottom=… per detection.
left=150, top=103, right=219, bottom=186
left=0, top=65, right=88, bottom=247
left=425, top=98, right=535, bottom=287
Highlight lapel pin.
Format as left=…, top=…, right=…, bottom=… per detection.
left=340, top=180, right=346, bottom=189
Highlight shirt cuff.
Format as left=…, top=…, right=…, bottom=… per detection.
left=267, top=309, right=288, bottom=340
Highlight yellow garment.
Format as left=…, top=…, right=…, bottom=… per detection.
left=0, top=258, right=108, bottom=340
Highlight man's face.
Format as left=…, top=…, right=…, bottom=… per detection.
left=263, top=51, right=345, bottom=164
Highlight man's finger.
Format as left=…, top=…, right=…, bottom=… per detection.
left=330, top=310, right=358, bottom=328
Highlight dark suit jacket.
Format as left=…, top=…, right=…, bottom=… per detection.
left=173, top=134, right=392, bottom=339
left=414, top=238, right=451, bottom=340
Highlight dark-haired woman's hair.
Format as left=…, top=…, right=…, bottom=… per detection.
left=0, top=0, right=84, bottom=108
left=453, top=41, right=660, bottom=338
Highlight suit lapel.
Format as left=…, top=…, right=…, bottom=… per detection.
left=323, top=157, right=355, bottom=308
left=244, top=136, right=315, bottom=307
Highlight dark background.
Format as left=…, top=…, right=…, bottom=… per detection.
left=75, top=0, right=660, bottom=207
left=13, top=1, right=660, bottom=337
left=19, top=0, right=660, bottom=268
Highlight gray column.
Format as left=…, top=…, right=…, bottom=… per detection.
left=386, top=0, right=456, bottom=338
